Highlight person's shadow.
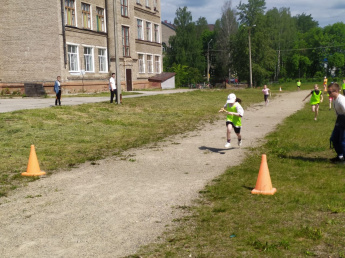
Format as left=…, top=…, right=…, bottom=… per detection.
left=199, top=146, right=233, bottom=154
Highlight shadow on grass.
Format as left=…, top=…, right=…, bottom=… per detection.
left=199, top=146, right=233, bottom=154
left=242, top=185, right=254, bottom=191
left=281, top=155, right=330, bottom=163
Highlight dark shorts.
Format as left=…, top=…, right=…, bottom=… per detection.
left=226, top=121, right=241, bottom=134
left=264, top=95, right=269, bottom=101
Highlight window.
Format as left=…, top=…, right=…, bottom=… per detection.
left=84, top=47, right=94, bottom=72
left=146, top=22, right=151, bottom=41
left=147, top=55, right=153, bottom=73
left=98, top=48, right=107, bottom=72
left=155, top=56, right=160, bottom=73
left=67, top=45, right=79, bottom=71
left=137, top=19, right=143, bottom=40
left=138, top=54, right=145, bottom=73
left=122, top=26, right=130, bottom=57
left=145, top=0, right=149, bottom=7
left=154, top=24, right=159, bottom=42
left=136, top=0, right=140, bottom=4
left=96, top=7, right=105, bottom=32
left=82, top=3, right=91, bottom=29
left=65, top=0, right=75, bottom=26
left=121, top=0, right=128, bottom=17
left=153, top=0, right=157, bottom=8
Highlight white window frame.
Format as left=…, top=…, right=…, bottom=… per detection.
left=65, top=0, right=77, bottom=26
left=146, top=21, right=151, bottom=41
left=137, top=19, right=143, bottom=40
left=67, top=43, right=79, bottom=72
left=147, top=54, right=153, bottom=74
left=154, top=24, right=160, bottom=43
left=154, top=55, right=161, bottom=73
left=138, top=53, right=145, bottom=73
left=81, top=2, right=92, bottom=29
left=136, top=0, right=140, bottom=4
left=145, top=0, right=149, bottom=7
left=121, top=0, right=129, bottom=17
left=96, top=7, right=106, bottom=32
left=83, top=46, right=94, bottom=73
left=98, top=48, right=108, bottom=73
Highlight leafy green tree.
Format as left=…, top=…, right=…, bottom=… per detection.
left=294, top=13, right=319, bottom=33
left=213, top=1, right=238, bottom=80
left=165, top=7, right=205, bottom=79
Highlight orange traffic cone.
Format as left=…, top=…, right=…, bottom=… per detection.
left=279, top=87, right=282, bottom=92
left=21, top=145, right=46, bottom=176
left=251, top=154, right=276, bottom=195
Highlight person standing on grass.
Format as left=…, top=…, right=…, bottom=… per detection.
left=342, top=79, right=345, bottom=95
left=327, top=91, right=333, bottom=110
left=54, top=76, right=62, bottom=106
left=323, top=76, right=328, bottom=91
left=109, top=73, right=117, bottom=104
left=262, top=85, right=270, bottom=106
left=219, top=93, right=244, bottom=148
left=303, top=84, right=323, bottom=121
left=328, top=83, right=345, bottom=163
left=297, top=80, right=301, bottom=91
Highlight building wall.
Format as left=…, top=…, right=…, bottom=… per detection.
left=0, top=0, right=162, bottom=92
left=161, top=22, right=176, bottom=47
left=0, top=0, right=63, bottom=83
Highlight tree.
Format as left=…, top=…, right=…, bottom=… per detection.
left=213, top=1, right=238, bottom=80
left=237, top=0, right=266, bottom=26
left=165, top=7, right=205, bottom=78
left=294, top=13, right=318, bottom=33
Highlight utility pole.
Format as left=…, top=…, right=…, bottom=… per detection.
left=245, top=25, right=256, bottom=88
left=207, top=39, right=213, bottom=83
left=113, top=0, right=121, bottom=104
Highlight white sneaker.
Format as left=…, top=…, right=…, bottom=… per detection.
left=225, top=142, right=231, bottom=148
left=238, top=140, right=242, bottom=147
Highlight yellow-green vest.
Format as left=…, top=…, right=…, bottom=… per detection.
left=226, top=103, right=242, bottom=127
left=310, top=90, right=322, bottom=105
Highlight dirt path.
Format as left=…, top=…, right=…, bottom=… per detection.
left=0, top=90, right=308, bottom=258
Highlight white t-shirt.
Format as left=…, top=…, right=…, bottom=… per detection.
left=262, top=88, right=269, bottom=95
left=334, top=94, right=345, bottom=115
left=109, top=77, right=116, bottom=90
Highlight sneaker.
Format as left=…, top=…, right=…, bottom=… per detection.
left=225, top=142, right=231, bottom=148
left=238, top=139, right=242, bottom=147
left=330, top=156, right=344, bottom=163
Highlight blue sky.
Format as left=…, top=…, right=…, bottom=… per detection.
left=161, top=0, right=345, bottom=28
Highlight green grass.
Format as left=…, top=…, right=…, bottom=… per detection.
left=3, top=83, right=343, bottom=256
left=131, top=89, right=345, bottom=257
left=0, top=88, right=263, bottom=197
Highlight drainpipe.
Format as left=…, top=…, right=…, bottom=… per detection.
left=105, top=0, right=110, bottom=71
left=60, top=0, right=67, bottom=69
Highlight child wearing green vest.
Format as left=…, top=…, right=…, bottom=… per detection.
left=297, top=80, right=301, bottom=91
left=303, top=84, right=323, bottom=120
left=219, top=93, right=244, bottom=148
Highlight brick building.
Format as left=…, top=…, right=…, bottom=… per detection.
left=0, top=0, right=162, bottom=94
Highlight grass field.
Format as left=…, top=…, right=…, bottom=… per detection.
left=2, top=81, right=343, bottom=256
left=131, top=83, right=345, bottom=257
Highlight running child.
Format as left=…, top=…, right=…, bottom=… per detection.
left=303, top=84, right=323, bottom=120
left=219, top=93, right=244, bottom=148
left=262, top=85, right=270, bottom=106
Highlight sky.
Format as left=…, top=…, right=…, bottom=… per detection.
left=161, top=0, right=345, bottom=28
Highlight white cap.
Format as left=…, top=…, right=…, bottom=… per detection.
left=226, top=93, right=236, bottom=104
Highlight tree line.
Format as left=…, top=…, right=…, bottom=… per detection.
left=163, top=0, right=345, bottom=87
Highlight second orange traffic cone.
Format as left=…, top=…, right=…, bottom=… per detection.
left=251, top=154, right=276, bottom=195
left=21, top=145, right=46, bottom=176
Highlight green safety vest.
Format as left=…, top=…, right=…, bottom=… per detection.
left=297, top=81, right=301, bottom=86
left=342, top=83, right=345, bottom=90
left=310, top=90, right=321, bottom=105
left=226, top=103, right=242, bottom=127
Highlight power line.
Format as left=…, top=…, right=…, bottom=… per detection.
left=277, top=44, right=345, bottom=52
